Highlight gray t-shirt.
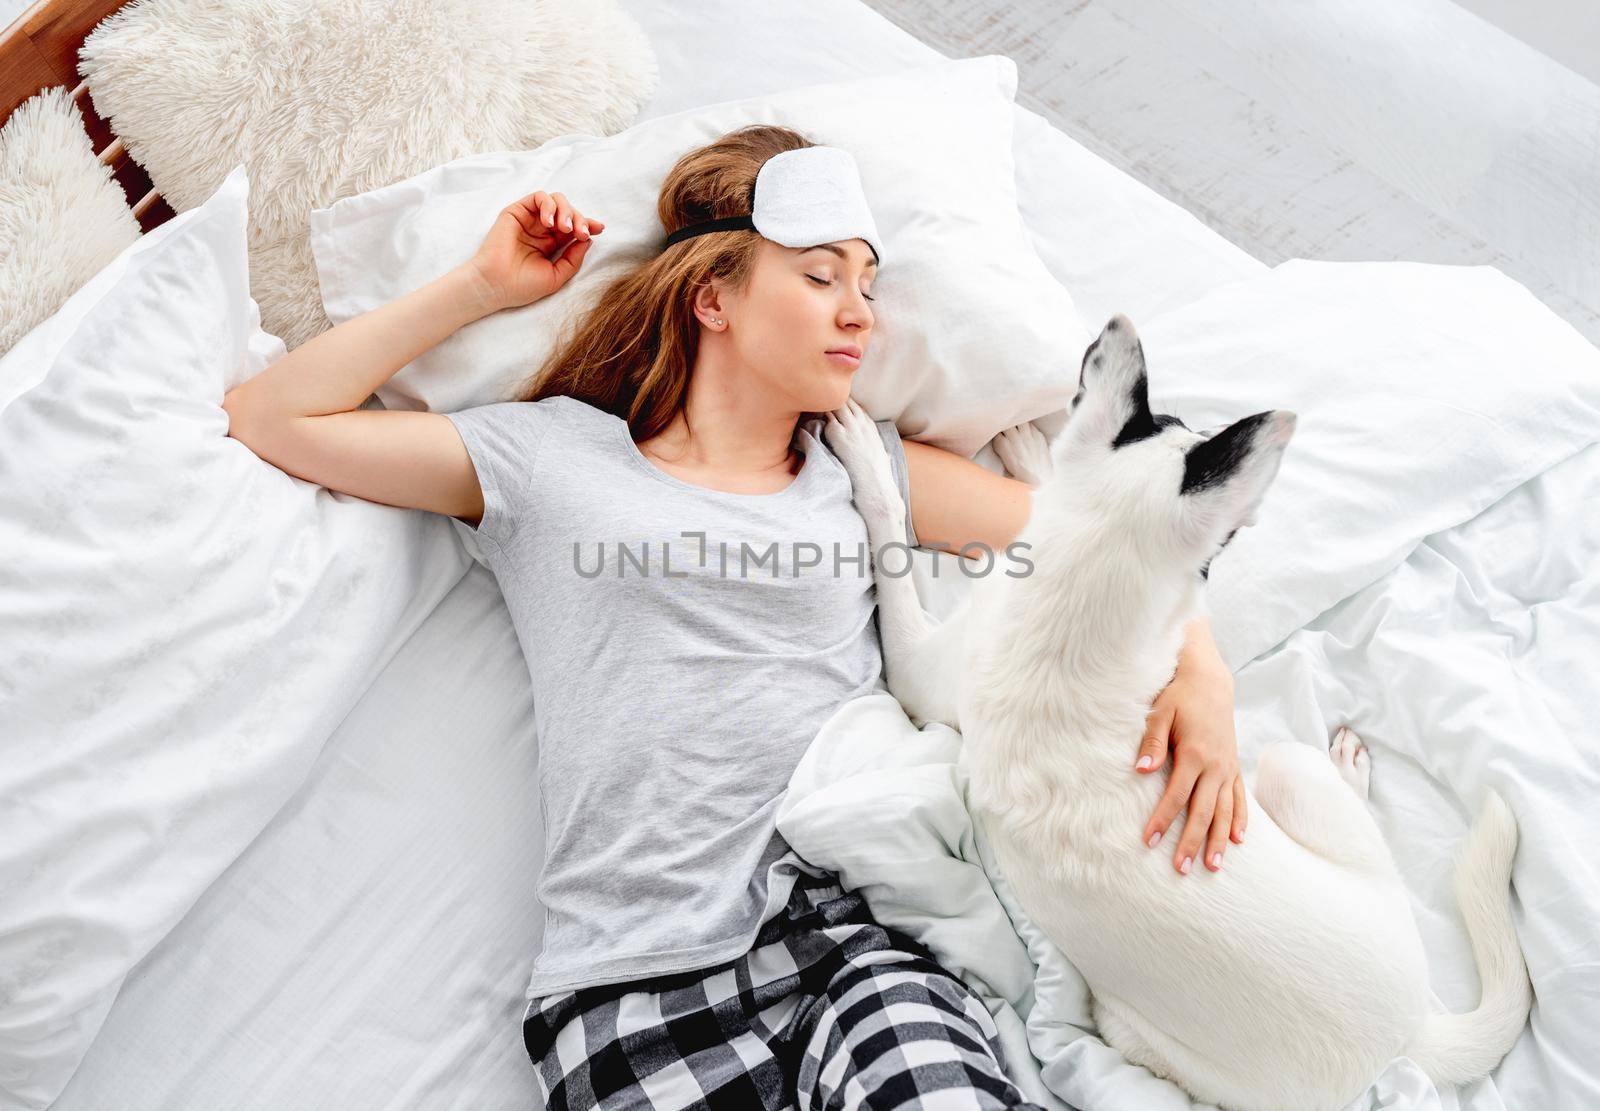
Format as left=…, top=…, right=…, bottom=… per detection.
left=444, top=394, right=918, bottom=1000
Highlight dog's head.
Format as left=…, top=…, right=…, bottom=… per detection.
left=1051, top=314, right=1296, bottom=581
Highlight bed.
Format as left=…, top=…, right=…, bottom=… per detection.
left=6, top=1, right=1596, bottom=1109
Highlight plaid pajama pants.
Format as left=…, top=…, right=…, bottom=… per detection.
left=522, top=869, right=1050, bottom=1110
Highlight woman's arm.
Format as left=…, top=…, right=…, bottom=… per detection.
left=1135, top=617, right=1247, bottom=876
left=224, top=263, right=500, bottom=422
left=221, top=264, right=503, bottom=522
left=225, top=190, right=600, bottom=423
left=221, top=191, right=601, bottom=524
left=900, top=439, right=1034, bottom=556
left=903, top=435, right=1246, bottom=875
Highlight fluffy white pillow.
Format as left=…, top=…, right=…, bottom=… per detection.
left=0, top=87, right=139, bottom=361
left=0, top=167, right=469, bottom=1110
left=309, top=55, right=1089, bottom=459
left=78, top=0, right=659, bottom=350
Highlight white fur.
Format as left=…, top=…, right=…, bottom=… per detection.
left=825, top=316, right=1532, bottom=1111
left=78, top=0, right=659, bottom=350
left=0, top=87, right=140, bottom=361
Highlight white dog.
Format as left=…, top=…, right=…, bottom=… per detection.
left=823, top=314, right=1532, bottom=1111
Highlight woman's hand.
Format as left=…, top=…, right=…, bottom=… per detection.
left=1135, top=617, right=1246, bottom=875
left=465, top=190, right=605, bottom=313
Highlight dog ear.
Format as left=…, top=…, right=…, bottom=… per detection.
left=1070, top=315, right=1157, bottom=448
left=1179, top=410, right=1297, bottom=548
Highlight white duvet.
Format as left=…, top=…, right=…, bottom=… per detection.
left=777, top=260, right=1600, bottom=1111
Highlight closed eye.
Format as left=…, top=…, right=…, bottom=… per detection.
left=808, top=274, right=875, bottom=302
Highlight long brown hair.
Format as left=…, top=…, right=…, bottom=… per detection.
left=513, top=124, right=819, bottom=444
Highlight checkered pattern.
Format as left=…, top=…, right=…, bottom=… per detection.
left=522, top=869, right=1049, bottom=1110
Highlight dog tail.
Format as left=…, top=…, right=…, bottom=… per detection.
left=1404, top=788, right=1532, bottom=1087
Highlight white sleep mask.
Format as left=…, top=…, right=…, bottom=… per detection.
left=662, top=145, right=884, bottom=265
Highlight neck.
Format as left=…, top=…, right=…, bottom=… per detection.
left=641, top=363, right=801, bottom=476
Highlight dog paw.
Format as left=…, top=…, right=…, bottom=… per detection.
left=1329, top=725, right=1371, bottom=800
left=993, top=421, right=1054, bottom=486
left=824, top=398, right=904, bottom=524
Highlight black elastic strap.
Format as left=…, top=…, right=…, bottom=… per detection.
left=663, top=214, right=756, bottom=248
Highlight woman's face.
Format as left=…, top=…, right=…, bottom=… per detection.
left=708, top=237, right=877, bottom=412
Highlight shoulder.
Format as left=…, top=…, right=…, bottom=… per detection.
left=447, top=394, right=566, bottom=420
left=446, top=394, right=586, bottom=432
left=550, top=394, right=617, bottom=427
left=441, top=397, right=578, bottom=478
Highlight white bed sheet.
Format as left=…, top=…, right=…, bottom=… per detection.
left=47, top=1, right=1461, bottom=1108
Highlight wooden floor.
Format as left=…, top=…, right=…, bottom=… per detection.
left=860, top=0, right=1600, bottom=346
left=5, top=0, right=1595, bottom=345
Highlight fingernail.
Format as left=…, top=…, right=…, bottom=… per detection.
left=1146, top=830, right=1162, bottom=848
left=562, top=218, right=570, bottom=229
left=1210, top=852, right=1222, bottom=869
left=544, top=215, right=553, bottom=226
left=1179, top=856, right=1192, bottom=875
left=1136, top=755, right=1152, bottom=771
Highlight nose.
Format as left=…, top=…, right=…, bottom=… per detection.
left=840, top=290, right=873, bottom=332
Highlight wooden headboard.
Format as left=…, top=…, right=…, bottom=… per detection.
left=1, top=0, right=176, bottom=231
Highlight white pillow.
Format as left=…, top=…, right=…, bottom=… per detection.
left=0, top=87, right=139, bottom=361
left=1137, top=260, right=1600, bottom=669
left=0, top=166, right=469, bottom=1110
left=310, top=55, right=1089, bottom=459
left=902, top=260, right=1600, bottom=671
left=78, top=0, right=659, bottom=350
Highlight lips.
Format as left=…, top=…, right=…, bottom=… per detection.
left=826, top=344, right=862, bottom=366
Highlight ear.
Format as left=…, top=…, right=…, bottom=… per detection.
left=1180, top=410, right=1297, bottom=544
left=691, top=279, right=728, bottom=328
left=1068, top=314, right=1159, bottom=448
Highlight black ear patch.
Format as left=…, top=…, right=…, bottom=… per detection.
left=1182, top=411, right=1273, bottom=494
left=1078, top=331, right=1175, bottom=445
left=1110, top=372, right=1187, bottom=448
left=1114, top=410, right=1185, bottom=448
left=1110, top=371, right=1153, bottom=447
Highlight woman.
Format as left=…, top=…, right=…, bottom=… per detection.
left=223, top=124, right=1244, bottom=1109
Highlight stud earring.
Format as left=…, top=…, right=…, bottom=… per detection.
left=710, top=318, right=723, bottom=326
